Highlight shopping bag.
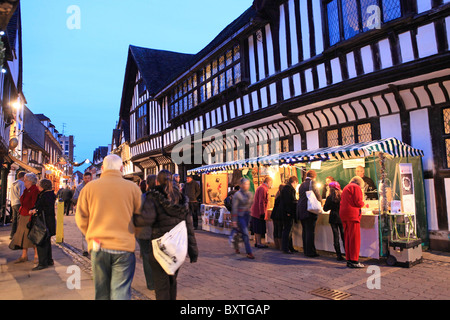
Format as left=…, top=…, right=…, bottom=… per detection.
left=27, top=214, right=49, bottom=246
left=306, top=181, right=322, bottom=215
left=152, top=220, right=188, bottom=275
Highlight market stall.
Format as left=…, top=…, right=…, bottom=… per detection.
left=188, top=137, right=427, bottom=259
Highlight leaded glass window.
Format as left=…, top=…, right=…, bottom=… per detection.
left=327, top=129, right=340, bottom=147
left=327, top=0, right=341, bottom=46
left=226, top=68, right=233, bottom=88
left=383, top=0, right=401, bottom=22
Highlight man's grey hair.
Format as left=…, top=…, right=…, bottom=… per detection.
left=102, top=154, right=123, bottom=171
left=24, top=173, right=38, bottom=185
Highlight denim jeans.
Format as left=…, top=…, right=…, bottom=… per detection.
left=230, top=214, right=252, bottom=254
left=136, top=238, right=154, bottom=290
left=91, top=250, right=136, bottom=300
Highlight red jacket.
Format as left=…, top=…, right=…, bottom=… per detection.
left=251, top=183, right=269, bottom=220
left=19, top=184, right=39, bottom=216
left=339, top=183, right=365, bottom=222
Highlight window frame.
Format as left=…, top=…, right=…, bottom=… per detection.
left=323, top=0, right=403, bottom=48
left=320, top=118, right=381, bottom=147
left=135, top=103, right=149, bottom=141
left=442, top=107, right=450, bottom=169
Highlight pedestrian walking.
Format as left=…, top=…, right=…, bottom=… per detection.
left=229, top=178, right=255, bottom=259
left=279, top=176, right=299, bottom=254
left=134, top=170, right=198, bottom=300
left=29, top=179, right=56, bottom=271
left=340, top=176, right=366, bottom=268
left=72, top=172, right=93, bottom=256
left=76, top=154, right=142, bottom=300
left=135, top=174, right=157, bottom=291
left=269, top=184, right=285, bottom=251
left=61, top=185, right=73, bottom=216
left=323, top=181, right=345, bottom=261
left=9, top=171, right=25, bottom=239
left=251, top=177, right=273, bottom=248
left=139, top=180, right=147, bottom=193
left=173, top=174, right=180, bottom=189
left=183, top=175, right=201, bottom=229
left=297, top=170, right=321, bottom=258
left=9, top=173, right=39, bottom=264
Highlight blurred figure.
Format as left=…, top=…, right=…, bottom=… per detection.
left=230, top=178, right=255, bottom=259
left=270, top=184, right=285, bottom=251
left=61, top=185, right=73, bottom=216
left=297, top=170, right=321, bottom=258
left=29, top=179, right=56, bottom=271
left=136, top=174, right=157, bottom=291
left=139, top=180, right=147, bottom=193
left=76, top=154, right=142, bottom=300
left=340, top=176, right=366, bottom=268
left=73, top=172, right=93, bottom=256
left=173, top=174, right=180, bottom=189
left=279, top=176, right=299, bottom=254
left=323, top=181, right=345, bottom=261
left=183, top=175, right=201, bottom=230
left=9, top=173, right=39, bottom=264
left=134, top=170, right=198, bottom=300
left=251, top=177, right=273, bottom=248
left=322, top=176, right=335, bottom=199
left=9, top=171, right=25, bottom=239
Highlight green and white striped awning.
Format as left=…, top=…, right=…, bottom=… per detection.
left=188, top=138, right=424, bottom=174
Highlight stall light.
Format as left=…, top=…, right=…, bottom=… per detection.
left=0, top=31, right=4, bottom=36
left=316, top=183, right=322, bottom=189
left=1, top=68, right=6, bottom=74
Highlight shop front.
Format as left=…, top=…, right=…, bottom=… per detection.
left=188, top=137, right=426, bottom=259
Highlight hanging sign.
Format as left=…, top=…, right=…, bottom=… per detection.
left=342, top=158, right=365, bottom=169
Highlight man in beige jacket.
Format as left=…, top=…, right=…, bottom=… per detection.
left=76, top=154, right=141, bottom=300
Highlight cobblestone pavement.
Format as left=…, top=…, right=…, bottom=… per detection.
left=60, top=214, right=450, bottom=300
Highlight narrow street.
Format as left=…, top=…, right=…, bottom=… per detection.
left=3, top=213, right=448, bottom=300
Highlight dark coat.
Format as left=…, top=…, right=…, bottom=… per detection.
left=34, top=190, right=57, bottom=236
left=60, top=188, right=73, bottom=201
left=134, top=185, right=198, bottom=263
left=296, top=178, right=322, bottom=221
left=323, top=195, right=342, bottom=225
left=278, top=184, right=297, bottom=221
left=183, top=181, right=200, bottom=202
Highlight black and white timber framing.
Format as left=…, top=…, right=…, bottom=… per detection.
left=112, top=0, right=450, bottom=251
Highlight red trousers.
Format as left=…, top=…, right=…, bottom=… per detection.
left=342, top=221, right=361, bottom=262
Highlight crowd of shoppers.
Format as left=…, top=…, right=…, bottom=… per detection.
left=228, top=169, right=367, bottom=269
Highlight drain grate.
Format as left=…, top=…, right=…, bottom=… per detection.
left=310, top=287, right=352, bottom=300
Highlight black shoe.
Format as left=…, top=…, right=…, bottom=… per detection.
left=32, top=265, right=48, bottom=271
left=347, top=261, right=365, bottom=268
left=337, top=255, right=345, bottom=261
left=306, top=253, right=320, bottom=258
left=282, top=251, right=294, bottom=254
left=289, top=248, right=299, bottom=253
left=48, top=260, right=54, bottom=266
left=82, top=251, right=89, bottom=257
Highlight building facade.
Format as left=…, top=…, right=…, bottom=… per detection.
left=113, top=0, right=450, bottom=251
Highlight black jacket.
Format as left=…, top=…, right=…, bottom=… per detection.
left=278, top=184, right=297, bottom=221
left=34, top=190, right=57, bottom=236
left=323, top=195, right=342, bottom=225
left=134, top=185, right=198, bottom=263
left=296, top=178, right=322, bottom=221
left=60, top=188, right=73, bottom=201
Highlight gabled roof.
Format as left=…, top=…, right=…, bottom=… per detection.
left=119, top=46, right=194, bottom=119
left=130, top=45, right=195, bottom=96
left=35, top=114, right=50, bottom=121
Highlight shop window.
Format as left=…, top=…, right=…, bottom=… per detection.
left=325, top=0, right=402, bottom=47
left=443, top=108, right=450, bottom=168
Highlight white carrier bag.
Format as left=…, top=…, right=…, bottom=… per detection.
left=152, top=220, right=188, bottom=275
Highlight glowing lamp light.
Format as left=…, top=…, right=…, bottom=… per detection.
left=1, top=68, right=6, bottom=74
left=0, top=31, right=4, bottom=36
left=316, top=183, right=322, bottom=189
left=12, top=101, right=21, bottom=110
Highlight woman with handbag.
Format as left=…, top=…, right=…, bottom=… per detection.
left=133, top=170, right=198, bottom=300
left=29, top=179, right=56, bottom=271
left=296, top=170, right=322, bottom=258
left=9, top=173, right=39, bottom=264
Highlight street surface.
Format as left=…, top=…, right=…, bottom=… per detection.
left=0, top=213, right=449, bottom=300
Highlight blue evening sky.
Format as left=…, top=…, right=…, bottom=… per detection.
left=21, top=0, right=253, bottom=171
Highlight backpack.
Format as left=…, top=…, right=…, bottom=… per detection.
left=224, top=193, right=233, bottom=212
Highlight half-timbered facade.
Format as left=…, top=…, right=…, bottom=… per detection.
left=114, top=0, right=450, bottom=251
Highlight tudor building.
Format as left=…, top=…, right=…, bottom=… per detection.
left=113, top=0, right=450, bottom=251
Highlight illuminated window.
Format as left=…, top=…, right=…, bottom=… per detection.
left=325, top=122, right=374, bottom=147
left=226, top=69, right=233, bottom=88
left=226, top=50, right=233, bottom=66
left=206, top=64, right=211, bottom=80
left=136, top=104, right=148, bottom=140
left=443, top=108, right=450, bottom=168
left=219, top=55, right=225, bottom=71
left=219, top=73, right=226, bottom=92
left=327, top=129, right=340, bottom=147
left=212, top=60, right=218, bottom=75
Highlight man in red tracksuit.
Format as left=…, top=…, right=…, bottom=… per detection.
left=340, top=176, right=366, bottom=268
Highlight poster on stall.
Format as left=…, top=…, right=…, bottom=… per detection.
left=399, top=163, right=415, bottom=215
left=203, top=173, right=228, bottom=205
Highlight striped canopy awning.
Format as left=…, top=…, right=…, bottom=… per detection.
left=187, top=138, right=424, bottom=174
